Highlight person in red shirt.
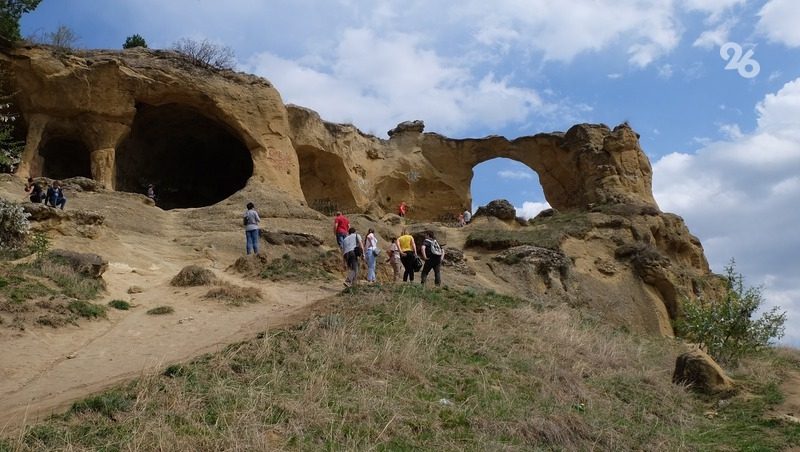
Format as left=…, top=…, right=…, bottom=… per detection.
left=398, top=201, right=408, bottom=217
left=333, top=211, right=350, bottom=249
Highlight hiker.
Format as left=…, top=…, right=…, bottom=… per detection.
left=457, top=213, right=465, bottom=227
left=420, top=231, right=445, bottom=287
left=146, top=184, right=156, bottom=202
left=25, top=177, right=44, bottom=203
left=46, top=181, right=66, bottom=209
left=387, top=236, right=403, bottom=282
left=396, top=229, right=417, bottom=282
left=333, top=211, right=350, bottom=249
left=243, top=202, right=261, bottom=255
left=398, top=201, right=408, bottom=217
left=341, top=227, right=364, bottom=287
left=463, top=209, right=472, bottom=224
left=365, top=228, right=379, bottom=283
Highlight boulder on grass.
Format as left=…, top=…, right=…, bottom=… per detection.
left=474, top=199, right=517, bottom=221
left=673, top=349, right=735, bottom=395
left=50, top=249, right=108, bottom=278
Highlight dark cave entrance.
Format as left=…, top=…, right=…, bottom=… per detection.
left=116, top=103, right=253, bottom=210
left=296, top=145, right=357, bottom=215
left=40, top=137, right=92, bottom=180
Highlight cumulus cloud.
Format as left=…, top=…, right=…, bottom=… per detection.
left=693, top=19, right=737, bottom=48
left=245, top=28, right=558, bottom=136
left=515, top=201, right=552, bottom=219
left=758, top=0, right=800, bottom=47
left=653, top=77, right=800, bottom=345
left=498, top=170, right=534, bottom=180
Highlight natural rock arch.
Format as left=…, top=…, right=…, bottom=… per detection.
left=115, top=103, right=253, bottom=210
left=296, top=145, right=358, bottom=214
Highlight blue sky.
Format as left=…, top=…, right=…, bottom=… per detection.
left=21, top=0, right=800, bottom=345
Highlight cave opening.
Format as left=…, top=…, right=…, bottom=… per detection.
left=116, top=103, right=253, bottom=210
left=40, top=137, right=92, bottom=180
left=296, top=145, right=357, bottom=215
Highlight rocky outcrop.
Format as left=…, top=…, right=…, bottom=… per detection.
left=673, top=349, right=735, bottom=395
left=50, top=249, right=108, bottom=278
left=474, top=199, right=517, bottom=221
left=4, top=46, right=656, bottom=219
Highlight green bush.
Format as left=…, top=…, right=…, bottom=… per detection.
left=108, top=299, right=131, bottom=310
left=67, top=300, right=107, bottom=319
left=29, top=232, right=50, bottom=261
left=0, top=0, right=42, bottom=41
left=122, top=33, right=147, bottom=49
left=147, top=306, right=174, bottom=315
left=0, top=198, right=30, bottom=251
left=678, top=260, right=786, bottom=366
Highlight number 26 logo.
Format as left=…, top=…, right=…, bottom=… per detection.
left=720, top=42, right=760, bottom=79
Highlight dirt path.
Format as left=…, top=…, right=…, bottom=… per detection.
left=0, top=180, right=343, bottom=432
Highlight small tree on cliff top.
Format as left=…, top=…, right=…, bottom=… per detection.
left=0, top=0, right=42, bottom=41
left=172, top=37, right=235, bottom=70
left=123, top=34, right=147, bottom=49
left=678, top=260, right=786, bottom=366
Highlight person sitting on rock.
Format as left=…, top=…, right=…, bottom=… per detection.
left=25, top=177, right=44, bottom=203
left=398, top=201, right=408, bottom=217
left=46, top=181, right=66, bottom=209
left=146, top=184, right=156, bottom=202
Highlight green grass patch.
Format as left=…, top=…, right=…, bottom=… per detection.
left=2, top=285, right=798, bottom=451
left=108, top=299, right=131, bottom=310
left=259, top=252, right=337, bottom=281
left=147, top=306, right=174, bottom=315
left=466, top=210, right=592, bottom=250
left=68, top=300, right=107, bottom=319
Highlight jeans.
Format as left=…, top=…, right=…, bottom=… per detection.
left=336, top=232, right=347, bottom=249
left=345, top=251, right=359, bottom=285
left=421, top=256, right=442, bottom=286
left=401, top=251, right=416, bottom=282
left=245, top=229, right=259, bottom=255
left=366, top=248, right=377, bottom=282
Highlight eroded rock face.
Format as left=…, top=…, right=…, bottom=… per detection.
left=474, top=199, right=517, bottom=221
left=2, top=46, right=655, bottom=217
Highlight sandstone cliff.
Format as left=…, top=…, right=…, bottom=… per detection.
left=0, top=45, right=719, bottom=336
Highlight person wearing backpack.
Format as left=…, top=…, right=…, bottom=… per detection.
left=420, top=231, right=445, bottom=287
left=243, top=202, right=261, bottom=255
left=341, top=227, right=364, bottom=287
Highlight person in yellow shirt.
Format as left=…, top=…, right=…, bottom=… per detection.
left=396, top=230, right=417, bottom=282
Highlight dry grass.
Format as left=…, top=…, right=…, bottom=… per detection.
left=170, top=265, right=216, bottom=287
left=4, top=285, right=798, bottom=451
left=204, top=283, right=262, bottom=306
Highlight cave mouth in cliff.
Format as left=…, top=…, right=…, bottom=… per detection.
left=40, top=137, right=92, bottom=180
left=470, top=158, right=548, bottom=218
left=296, top=145, right=357, bottom=215
left=116, top=103, right=253, bottom=210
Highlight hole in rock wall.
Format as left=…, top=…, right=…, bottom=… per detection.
left=40, top=137, right=92, bottom=180
left=296, top=145, right=357, bottom=215
left=470, top=158, right=549, bottom=219
left=116, top=103, right=253, bottom=210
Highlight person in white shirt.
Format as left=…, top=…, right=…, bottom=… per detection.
left=364, top=228, right=379, bottom=283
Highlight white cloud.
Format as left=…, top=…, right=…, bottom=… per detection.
left=758, top=0, right=800, bottom=47
left=607, top=73, right=623, bottom=79
left=683, top=0, right=746, bottom=21
left=692, top=19, right=736, bottom=48
left=516, top=201, right=552, bottom=219
left=653, top=77, right=800, bottom=346
left=245, top=28, right=563, bottom=136
left=498, top=170, right=534, bottom=180
left=658, top=64, right=674, bottom=79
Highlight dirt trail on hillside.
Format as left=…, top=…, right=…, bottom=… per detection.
left=0, top=179, right=342, bottom=432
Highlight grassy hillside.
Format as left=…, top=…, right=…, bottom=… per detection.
left=2, top=285, right=798, bottom=451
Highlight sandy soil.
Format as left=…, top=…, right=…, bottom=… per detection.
left=0, top=177, right=342, bottom=432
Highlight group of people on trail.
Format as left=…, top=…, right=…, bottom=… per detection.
left=25, top=177, right=66, bottom=209
left=333, top=211, right=444, bottom=288
left=240, top=205, right=445, bottom=288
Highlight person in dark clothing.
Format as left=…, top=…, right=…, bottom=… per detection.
left=420, top=231, right=445, bottom=287
left=46, top=181, right=66, bottom=209
left=25, top=177, right=44, bottom=203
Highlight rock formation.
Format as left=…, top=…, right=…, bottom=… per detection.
left=0, top=45, right=720, bottom=337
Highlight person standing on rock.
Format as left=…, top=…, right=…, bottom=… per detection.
left=463, top=209, right=472, bottom=224
left=365, top=228, right=379, bottom=283
left=341, top=227, right=364, bottom=287
left=398, top=201, right=408, bottom=217
left=146, top=184, right=156, bottom=203
left=397, top=229, right=417, bottom=282
left=420, top=231, right=445, bottom=287
left=333, top=211, right=350, bottom=250
left=243, top=202, right=261, bottom=255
